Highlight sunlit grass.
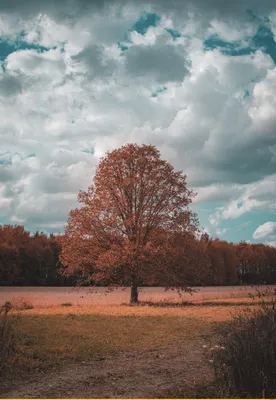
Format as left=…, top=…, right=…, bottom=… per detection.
left=12, top=308, right=210, bottom=373
left=21, top=303, right=244, bottom=320
left=21, top=294, right=270, bottom=320
left=6, top=296, right=270, bottom=376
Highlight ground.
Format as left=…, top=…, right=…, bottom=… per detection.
left=0, top=289, right=272, bottom=398
left=1, top=339, right=213, bottom=398
left=0, top=285, right=272, bottom=307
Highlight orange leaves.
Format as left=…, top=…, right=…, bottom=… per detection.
left=60, top=143, right=199, bottom=299
left=0, top=225, right=65, bottom=286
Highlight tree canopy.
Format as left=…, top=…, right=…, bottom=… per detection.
left=1, top=225, right=276, bottom=289
left=59, top=143, right=199, bottom=302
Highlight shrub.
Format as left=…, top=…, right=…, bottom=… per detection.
left=11, top=298, right=34, bottom=310
left=213, top=289, right=276, bottom=398
left=61, top=302, right=72, bottom=307
left=21, top=301, right=34, bottom=310
left=0, top=302, right=16, bottom=373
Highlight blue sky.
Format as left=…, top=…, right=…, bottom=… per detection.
left=0, top=0, right=276, bottom=246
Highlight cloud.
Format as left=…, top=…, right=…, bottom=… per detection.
left=267, top=240, right=276, bottom=247
left=71, top=45, right=117, bottom=80
left=0, top=74, right=22, bottom=96
left=249, top=67, right=276, bottom=133
left=222, top=197, right=266, bottom=219
left=5, top=48, right=65, bottom=82
left=208, top=173, right=276, bottom=227
left=125, top=43, right=189, bottom=83
left=253, top=221, right=276, bottom=239
left=193, top=184, right=243, bottom=204
left=0, top=184, right=12, bottom=215
left=0, top=0, right=276, bottom=239
left=207, top=19, right=257, bottom=41
left=216, top=227, right=229, bottom=237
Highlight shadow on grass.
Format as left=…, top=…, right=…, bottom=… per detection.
left=121, top=300, right=274, bottom=308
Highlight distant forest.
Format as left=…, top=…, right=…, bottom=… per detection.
left=0, top=224, right=276, bottom=286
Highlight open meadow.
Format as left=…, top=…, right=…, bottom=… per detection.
left=0, top=286, right=274, bottom=398
left=0, top=285, right=273, bottom=307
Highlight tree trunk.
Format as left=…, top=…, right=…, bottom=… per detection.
left=130, top=284, right=138, bottom=304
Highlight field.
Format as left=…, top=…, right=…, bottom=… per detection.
left=0, top=285, right=273, bottom=307
left=0, top=286, right=274, bottom=398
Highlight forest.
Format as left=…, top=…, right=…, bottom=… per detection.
left=0, top=224, right=276, bottom=286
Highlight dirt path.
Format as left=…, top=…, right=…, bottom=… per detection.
left=1, top=339, right=213, bottom=398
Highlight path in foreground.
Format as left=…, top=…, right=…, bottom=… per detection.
left=2, top=339, right=212, bottom=398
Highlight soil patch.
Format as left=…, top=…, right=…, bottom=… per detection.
left=1, top=339, right=213, bottom=398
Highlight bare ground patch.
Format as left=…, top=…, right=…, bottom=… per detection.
left=0, top=303, right=239, bottom=398
left=1, top=338, right=213, bottom=398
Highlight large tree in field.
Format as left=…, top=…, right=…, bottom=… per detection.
left=59, top=143, right=199, bottom=303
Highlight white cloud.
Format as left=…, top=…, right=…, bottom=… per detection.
left=0, top=184, right=12, bottom=215
left=253, top=221, right=276, bottom=239
left=0, top=2, right=276, bottom=238
left=207, top=19, right=257, bottom=41
left=267, top=241, right=276, bottom=247
left=222, top=197, right=266, bottom=219
left=6, top=48, right=66, bottom=79
left=208, top=173, right=276, bottom=228
left=216, top=227, right=229, bottom=237
left=193, top=184, right=243, bottom=204
left=249, top=67, right=276, bottom=133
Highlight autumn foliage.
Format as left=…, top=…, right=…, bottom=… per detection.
left=1, top=149, right=276, bottom=292
left=0, top=225, right=69, bottom=286
left=59, top=144, right=199, bottom=302
left=0, top=225, right=276, bottom=288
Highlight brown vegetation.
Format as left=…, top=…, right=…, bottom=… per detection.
left=1, top=293, right=274, bottom=398
left=0, top=302, right=15, bottom=373
left=59, top=143, right=200, bottom=303
left=1, top=226, right=276, bottom=291
left=212, top=290, right=276, bottom=398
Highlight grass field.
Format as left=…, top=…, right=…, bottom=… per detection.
left=1, top=293, right=273, bottom=398
left=1, top=285, right=274, bottom=307
left=5, top=299, right=262, bottom=372
left=13, top=307, right=209, bottom=371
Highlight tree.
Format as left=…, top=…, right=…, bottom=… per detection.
left=0, top=225, right=69, bottom=287
left=235, top=242, right=254, bottom=284
left=59, top=143, right=199, bottom=303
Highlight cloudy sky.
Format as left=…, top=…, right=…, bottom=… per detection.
left=1, top=0, right=276, bottom=245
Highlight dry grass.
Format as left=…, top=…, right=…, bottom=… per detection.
left=212, top=293, right=276, bottom=398
left=5, top=297, right=35, bottom=310
left=20, top=303, right=241, bottom=321
left=21, top=295, right=269, bottom=320
left=2, top=286, right=274, bottom=308
left=0, top=302, right=16, bottom=373
left=5, top=296, right=269, bottom=376
left=13, top=308, right=210, bottom=373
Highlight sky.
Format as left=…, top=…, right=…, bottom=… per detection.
left=0, top=0, right=276, bottom=246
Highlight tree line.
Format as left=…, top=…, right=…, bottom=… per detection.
left=58, top=143, right=276, bottom=303
left=1, top=144, right=276, bottom=294
left=0, top=225, right=72, bottom=286
left=0, top=224, right=276, bottom=287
